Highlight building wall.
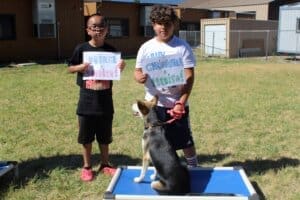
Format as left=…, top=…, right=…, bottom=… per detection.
left=93, top=3, right=211, bottom=56
left=95, top=2, right=149, bottom=57
left=0, top=0, right=84, bottom=62
left=178, top=8, right=210, bottom=23
left=229, top=19, right=278, bottom=57
left=56, top=0, right=85, bottom=60
left=1, top=1, right=210, bottom=62
left=4, top=1, right=270, bottom=62
left=217, top=4, right=270, bottom=20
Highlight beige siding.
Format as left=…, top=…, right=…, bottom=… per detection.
left=178, top=8, right=210, bottom=22
left=180, top=0, right=273, bottom=9
left=217, top=4, right=270, bottom=20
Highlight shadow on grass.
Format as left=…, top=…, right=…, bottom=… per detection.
left=224, top=157, right=299, bottom=175
left=197, top=153, right=230, bottom=164
left=0, top=153, right=140, bottom=193
left=2, top=154, right=298, bottom=199
left=224, top=157, right=300, bottom=200
left=0, top=60, right=66, bottom=68
left=285, top=57, right=300, bottom=61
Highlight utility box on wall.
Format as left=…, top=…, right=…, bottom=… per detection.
left=33, top=0, right=56, bottom=38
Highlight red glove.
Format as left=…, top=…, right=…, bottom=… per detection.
left=167, top=101, right=185, bottom=120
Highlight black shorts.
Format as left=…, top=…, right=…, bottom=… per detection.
left=78, top=115, right=113, bottom=145
left=156, top=106, right=195, bottom=150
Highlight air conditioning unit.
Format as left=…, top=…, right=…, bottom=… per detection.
left=33, top=0, right=56, bottom=38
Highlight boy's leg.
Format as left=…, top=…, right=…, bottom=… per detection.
left=96, top=115, right=116, bottom=176
left=80, top=143, right=94, bottom=181
left=98, top=143, right=116, bottom=175
left=78, top=115, right=94, bottom=181
left=161, top=106, right=198, bottom=168
left=183, top=146, right=198, bottom=168
left=82, top=143, right=92, bottom=168
left=99, top=144, right=109, bottom=165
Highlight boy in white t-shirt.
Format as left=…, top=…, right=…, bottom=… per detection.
left=134, top=5, right=198, bottom=168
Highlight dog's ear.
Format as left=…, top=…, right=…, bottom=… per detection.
left=137, top=100, right=150, bottom=116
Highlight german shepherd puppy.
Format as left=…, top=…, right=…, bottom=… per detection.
left=132, top=96, right=190, bottom=195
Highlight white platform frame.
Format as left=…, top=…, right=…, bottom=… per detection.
left=0, top=161, right=18, bottom=178
left=103, top=166, right=260, bottom=200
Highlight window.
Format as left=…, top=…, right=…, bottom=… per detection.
left=107, top=18, right=129, bottom=37
left=180, top=22, right=200, bottom=31
left=212, top=11, right=222, bottom=18
left=237, top=12, right=256, bottom=20
left=140, top=26, right=154, bottom=37
left=297, top=18, right=300, bottom=33
left=0, top=14, right=16, bottom=40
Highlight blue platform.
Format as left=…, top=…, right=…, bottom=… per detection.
left=103, top=166, right=259, bottom=200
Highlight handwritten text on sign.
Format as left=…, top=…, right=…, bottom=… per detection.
left=142, top=54, right=186, bottom=88
left=83, top=51, right=121, bottom=80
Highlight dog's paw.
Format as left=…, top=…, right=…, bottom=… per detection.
left=151, top=180, right=164, bottom=190
left=134, top=177, right=143, bottom=183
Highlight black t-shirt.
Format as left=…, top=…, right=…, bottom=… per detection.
left=68, top=42, right=117, bottom=116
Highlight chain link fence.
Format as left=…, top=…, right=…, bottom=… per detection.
left=179, top=30, right=300, bottom=60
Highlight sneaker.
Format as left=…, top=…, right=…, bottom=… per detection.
left=80, top=168, right=93, bottom=182
left=99, top=164, right=116, bottom=176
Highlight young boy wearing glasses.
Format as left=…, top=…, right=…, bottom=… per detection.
left=68, top=13, right=126, bottom=182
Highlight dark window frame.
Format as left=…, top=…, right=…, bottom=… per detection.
left=140, top=25, right=154, bottom=37
left=180, top=22, right=200, bottom=31
left=0, top=14, right=16, bottom=40
left=107, top=18, right=129, bottom=38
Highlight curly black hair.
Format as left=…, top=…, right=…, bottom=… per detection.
left=149, top=5, right=179, bottom=24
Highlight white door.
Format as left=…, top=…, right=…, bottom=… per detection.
left=204, top=25, right=226, bottom=56
left=277, top=6, right=300, bottom=53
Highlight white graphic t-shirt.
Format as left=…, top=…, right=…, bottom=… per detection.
left=136, top=36, right=196, bottom=108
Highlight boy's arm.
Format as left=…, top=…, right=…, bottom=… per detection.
left=167, top=68, right=194, bottom=119
left=68, top=63, right=89, bottom=73
left=179, top=67, right=194, bottom=105
left=134, top=68, right=147, bottom=84
left=117, top=59, right=126, bottom=72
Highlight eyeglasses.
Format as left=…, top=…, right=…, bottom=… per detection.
left=87, top=24, right=106, bottom=31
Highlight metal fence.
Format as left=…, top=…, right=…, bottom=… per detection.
left=179, top=30, right=200, bottom=48
left=179, top=30, right=300, bottom=59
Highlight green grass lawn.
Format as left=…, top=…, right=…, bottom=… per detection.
left=0, top=57, right=299, bottom=200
